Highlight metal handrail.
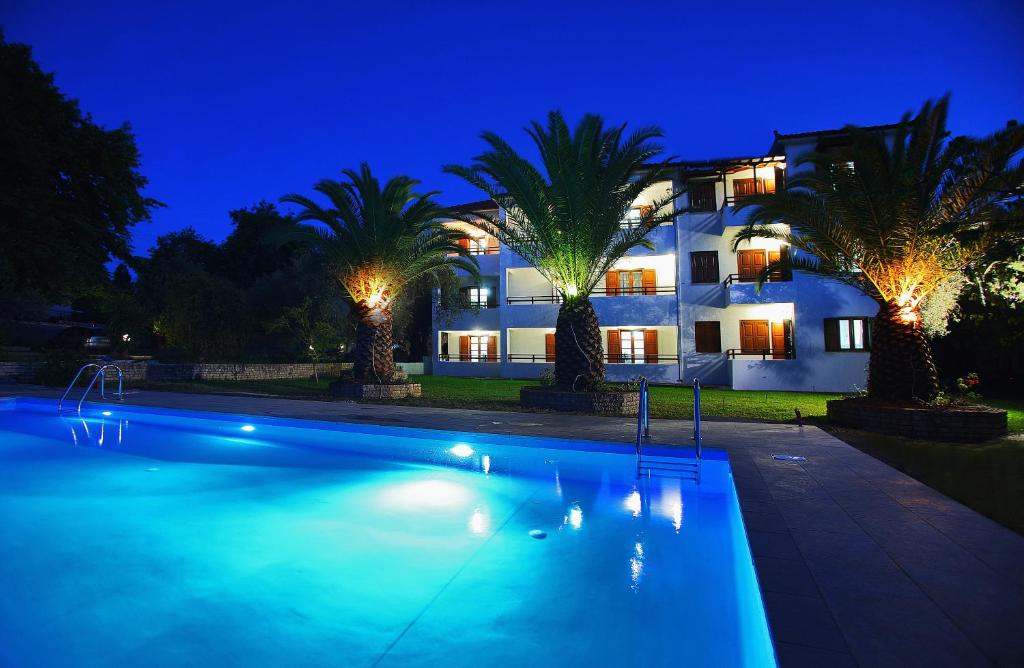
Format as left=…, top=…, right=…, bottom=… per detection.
left=58, top=363, right=125, bottom=413
left=57, top=363, right=102, bottom=412
left=635, top=377, right=650, bottom=455
left=693, top=377, right=702, bottom=460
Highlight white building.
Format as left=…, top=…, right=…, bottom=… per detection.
left=432, top=126, right=886, bottom=391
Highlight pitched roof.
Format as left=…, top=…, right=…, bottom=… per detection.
left=446, top=199, right=499, bottom=214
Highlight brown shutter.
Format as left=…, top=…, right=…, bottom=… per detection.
left=780, top=245, right=791, bottom=280
left=740, top=320, right=770, bottom=353
left=486, top=235, right=499, bottom=254
left=457, top=237, right=470, bottom=250
left=771, top=321, right=787, bottom=359
left=605, top=271, right=619, bottom=296
left=487, top=335, right=497, bottom=362
left=545, top=333, right=555, bottom=362
left=823, top=319, right=840, bottom=352
left=607, top=330, right=621, bottom=363
left=639, top=204, right=655, bottom=228
left=459, top=335, right=470, bottom=361
left=774, top=166, right=786, bottom=192
left=690, top=251, right=720, bottom=284
left=767, top=249, right=781, bottom=282
left=738, top=250, right=767, bottom=281
left=695, top=321, right=721, bottom=353
left=643, top=330, right=659, bottom=363
left=642, top=269, right=656, bottom=295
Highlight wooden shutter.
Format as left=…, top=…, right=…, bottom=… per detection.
left=690, top=251, right=719, bottom=284
left=694, top=321, right=721, bottom=353
left=486, top=286, right=497, bottom=309
left=643, top=330, right=659, bottom=363
left=771, top=321, right=787, bottom=359
left=440, top=332, right=449, bottom=357
left=457, top=237, right=470, bottom=250
left=486, top=235, right=499, bottom=254
left=737, top=250, right=767, bottom=281
left=767, top=246, right=791, bottom=282
left=774, top=166, right=786, bottom=192
left=641, top=269, right=656, bottom=295
left=487, top=335, right=497, bottom=362
left=733, top=178, right=761, bottom=198
left=740, top=320, right=770, bottom=353
left=823, top=319, right=840, bottom=352
left=607, top=330, right=621, bottom=363
left=690, top=181, right=716, bottom=211
left=605, top=271, right=619, bottom=296
left=639, top=204, right=655, bottom=228
left=459, top=335, right=470, bottom=361
left=545, top=333, right=555, bottom=362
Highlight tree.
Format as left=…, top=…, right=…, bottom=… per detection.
left=219, top=202, right=300, bottom=287
left=734, top=96, right=1024, bottom=402
left=281, top=164, right=478, bottom=382
left=0, top=33, right=161, bottom=302
left=445, top=111, right=678, bottom=388
left=267, top=296, right=348, bottom=383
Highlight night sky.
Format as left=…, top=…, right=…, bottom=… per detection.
left=4, top=0, right=1023, bottom=255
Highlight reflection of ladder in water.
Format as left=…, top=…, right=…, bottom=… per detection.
left=635, top=377, right=702, bottom=482
left=58, top=363, right=124, bottom=413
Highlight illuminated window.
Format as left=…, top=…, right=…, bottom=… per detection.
left=469, top=335, right=488, bottom=362
left=620, top=330, right=645, bottom=364
left=466, top=287, right=489, bottom=307
left=824, top=317, right=870, bottom=351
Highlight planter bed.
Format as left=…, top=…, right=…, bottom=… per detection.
left=520, top=386, right=639, bottom=415
left=329, top=382, right=422, bottom=400
left=826, top=397, right=1007, bottom=443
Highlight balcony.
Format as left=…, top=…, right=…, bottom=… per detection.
left=725, top=348, right=794, bottom=360
left=507, top=353, right=679, bottom=364
left=506, top=285, right=677, bottom=305
left=723, top=274, right=796, bottom=305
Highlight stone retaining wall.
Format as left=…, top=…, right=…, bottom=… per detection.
left=329, top=382, right=421, bottom=399
left=520, top=387, right=640, bottom=415
left=827, top=398, right=1007, bottom=443
left=0, top=361, right=44, bottom=382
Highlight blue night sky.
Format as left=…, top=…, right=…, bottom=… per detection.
left=3, top=0, right=1023, bottom=255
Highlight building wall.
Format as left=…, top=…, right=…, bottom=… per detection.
left=432, top=142, right=880, bottom=392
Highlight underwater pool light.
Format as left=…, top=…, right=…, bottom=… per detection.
left=101, top=411, right=112, bottom=417
left=240, top=425, right=256, bottom=432
left=450, top=443, right=474, bottom=458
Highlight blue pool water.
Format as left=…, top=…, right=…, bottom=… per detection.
left=0, top=397, right=775, bottom=667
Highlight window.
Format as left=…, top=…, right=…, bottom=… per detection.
left=824, top=318, right=871, bottom=351
left=457, top=334, right=497, bottom=361
left=620, top=205, right=654, bottom=229
left=690, top=251, right=719, bottom=284
left=458, top=235, right=498, bottom=255
left=732, top=177, right=776, bottom=199
left=694, top=321, right=721, bottom=353
left=607, top=329, right=659, bottom=363
left=605, top=269, right=656, bottom=295
left=465, top=286, right=490, bottom=307
left=736, top=249, right=767, bottom=282
left=689, top=181, right=717, bottom=211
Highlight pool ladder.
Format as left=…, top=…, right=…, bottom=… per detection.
left=57, top=363, right=124, bottom=413
left=635, top=377, right=703, bottom=482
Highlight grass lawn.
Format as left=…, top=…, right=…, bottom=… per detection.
left=824, top=426, right=1024, bottom=534
left=139, top=374, right=851, bottom=422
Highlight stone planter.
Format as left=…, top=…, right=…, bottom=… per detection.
left=826, top=398, right=1007, bottom=443
left=329, top=382, right=421, bottom=400
left=520, top=386, right=640, bottom=415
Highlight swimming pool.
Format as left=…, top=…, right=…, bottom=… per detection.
left=0, top=397, right=775, bottom=667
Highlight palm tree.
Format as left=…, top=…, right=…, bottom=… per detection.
left=281, top=164, right=478, bottom=383
left=734, top=96, right=1024, bottom=402
left=445, top=111, right=679, bottom=388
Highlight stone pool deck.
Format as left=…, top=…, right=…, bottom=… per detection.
left=4, top=386, right=1023, bottom=667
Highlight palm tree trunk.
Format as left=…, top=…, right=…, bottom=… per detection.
left=352, top=307, right=395, bottom=383
left=868, top=301, right=939, bottom=401
left=554, top=298, right=605, bottom=389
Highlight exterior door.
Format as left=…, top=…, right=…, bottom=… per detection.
left=739, top=320, right=770, bottom=354
left=737, top=250, right=767, bottom=282
left=771, top=321, right=790, bottom=359
left=545, top=333, right=555, bottom=362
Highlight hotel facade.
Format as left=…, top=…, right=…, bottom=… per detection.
left=432, top=127, right=880, bottom=392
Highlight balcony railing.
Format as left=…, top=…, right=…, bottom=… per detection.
left=722, top=272, right=791, bottom=288
left=506, top=285, right=677, bottom=304
left=725, top=348, right=794, bottom=360
left=507, top=353, right=679, bottom=364
left=438, top=354, right=499, bottom=362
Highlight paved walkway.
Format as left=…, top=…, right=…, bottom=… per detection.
left=4, top=386, right=1023, bottom=667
